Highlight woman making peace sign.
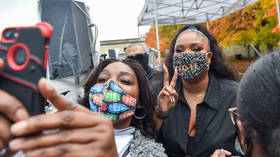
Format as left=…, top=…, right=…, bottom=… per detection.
left=153, top=24, right=240, bottom=157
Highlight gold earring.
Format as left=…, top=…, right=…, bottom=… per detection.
left=206, top=63, right=210, bottom=70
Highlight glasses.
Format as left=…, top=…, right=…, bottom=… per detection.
left=228, top=107, right=239, bottom=125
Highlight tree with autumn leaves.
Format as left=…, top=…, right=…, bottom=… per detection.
left=145, top=0, right=280, bottom=55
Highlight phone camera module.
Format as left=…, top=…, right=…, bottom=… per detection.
left=4, top=29, right=18, bottom=40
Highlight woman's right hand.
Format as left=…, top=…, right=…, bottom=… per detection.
left=156, top=64, right=179, bottom=115
left=9, top=79, right=118, bottom=157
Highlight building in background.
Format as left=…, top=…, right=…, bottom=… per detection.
left=100, top=37, right=145, bottom=60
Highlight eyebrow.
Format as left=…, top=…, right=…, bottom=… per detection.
left=191, top=43, right=203, bottom=47
left=175, top=44, right=184, bottom=48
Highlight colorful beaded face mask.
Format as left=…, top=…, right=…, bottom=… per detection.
left=173, top=52, right=208, bottom=80
left=89, top=80, right=137, bottom=120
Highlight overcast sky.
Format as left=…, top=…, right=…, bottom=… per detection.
left=0, top=0, right=150, bottom=43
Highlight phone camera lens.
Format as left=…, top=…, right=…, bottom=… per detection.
left=4, top=29, right=18, bottom=40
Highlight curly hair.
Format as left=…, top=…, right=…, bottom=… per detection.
left=165, top=24, right=236, bottom=80
left=79, top=58, right=156, bottom=138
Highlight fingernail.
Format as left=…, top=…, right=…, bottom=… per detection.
left=11, top=121, right=27, bottom=135
left=0, top=59, right=4, bottom=65
left=173, top=89, right=176, bottom=94
left=9, top=139, right=23, bottom=150
left=170, top=96, right=175, bottom=103
left=40, top=78, right=53, bottom=91
left=220, top=148, right=224, bottom=152
left=15, top=109, right=29, bottom=120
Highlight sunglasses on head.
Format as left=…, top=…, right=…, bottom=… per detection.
left=228, top=107, right=239, bottom=125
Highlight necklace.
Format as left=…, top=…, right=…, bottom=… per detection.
left=195, top=91, right=206, bottom=98
left=196, top=93, right=204, bottom=98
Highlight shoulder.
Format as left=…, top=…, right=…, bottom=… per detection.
left=214, top=77, right=239, bottom=108
left=216, top=77, right=239, bottom=92
left=130, top=130, right=167, bottom=157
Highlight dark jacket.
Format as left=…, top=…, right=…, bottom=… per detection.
left=152, top=73, right=240, bottom=157
left=145, top=65, right=159, bottom=82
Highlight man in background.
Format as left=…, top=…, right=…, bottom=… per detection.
left=126, top=44, right=158, bottom=81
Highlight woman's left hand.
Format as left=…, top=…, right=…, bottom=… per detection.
left=9, top=78, right=118, bottom=157
left=211, top=149, right=232, bottom=157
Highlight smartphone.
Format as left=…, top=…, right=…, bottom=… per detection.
left=0, top=22, right=53, bottom=116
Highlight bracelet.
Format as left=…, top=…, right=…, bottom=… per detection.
left=154, top=105, right=169, bottom=119
left=155, top=111, right=168, bottom=119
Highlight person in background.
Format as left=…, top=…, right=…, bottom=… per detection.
left=228, top=51, right=280, bottom=157
left=126, top=44, right=158, bottom=81
left=153, top=24, right=239, bottom=157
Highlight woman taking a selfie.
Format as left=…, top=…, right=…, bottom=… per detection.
left=79, top=58, right=167, bottom=157
left=0, top=58, right=166, bottom=157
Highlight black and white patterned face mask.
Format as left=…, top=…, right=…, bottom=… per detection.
left=173, top=52, right=208, bottom=80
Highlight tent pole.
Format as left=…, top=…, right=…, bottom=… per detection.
left=206, top=22, right=209, bottom=30
left=206, top=13, right=210, bottom=30
left=276, top=0, right=280, bottom=32
left=137, top=26, right=141, bottom=44
left=154, top=0, right=161, bottom=65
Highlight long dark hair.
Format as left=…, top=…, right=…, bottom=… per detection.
left=166, top=24, right=236, bottom=80
left=237, top=51, right=280, bottom=157
left=79, top=58, right=156, bottom=138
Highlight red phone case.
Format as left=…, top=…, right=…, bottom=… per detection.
left=0, top=22, right=53, bottom=116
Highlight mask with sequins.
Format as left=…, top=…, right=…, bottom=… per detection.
left=89, top=80, right=136, bottom=120
left=173, top=52, right=208, bottom=80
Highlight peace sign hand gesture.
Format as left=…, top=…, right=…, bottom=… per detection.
left=156, top=64, right=179, bottom=116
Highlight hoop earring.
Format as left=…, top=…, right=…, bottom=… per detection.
left=134, top=106, right=147, bottom=120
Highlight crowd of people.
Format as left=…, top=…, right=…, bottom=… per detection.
left=0, top=24, right=280, bottom=157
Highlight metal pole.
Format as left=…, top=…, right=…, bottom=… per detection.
left=247, top=44, right=251, bottom=66
left=276, top=0, right=280, bottom=31
left=206, top=13, right=209, bottom=30
left=137, top=26, right=141, bottom=44
left=154, top=0, right=161, bottom=65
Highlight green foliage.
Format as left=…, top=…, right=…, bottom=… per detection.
left=145, top=0, right=280, bottom=53
left=158, top=25, right=185, bottom=45
left=210, top=0, right=280, bottom=50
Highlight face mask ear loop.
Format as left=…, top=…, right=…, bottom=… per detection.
left=206, top=52, right=211, bottom=71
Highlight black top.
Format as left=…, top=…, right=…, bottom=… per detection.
left=187, top=135, right=195, bottom=156
left=152, top=73, right=239, bottom=157
left=146, top=65, right=159, bottom=81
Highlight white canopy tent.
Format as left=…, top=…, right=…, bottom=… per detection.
left=137, top=0, right=260, bottom=65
